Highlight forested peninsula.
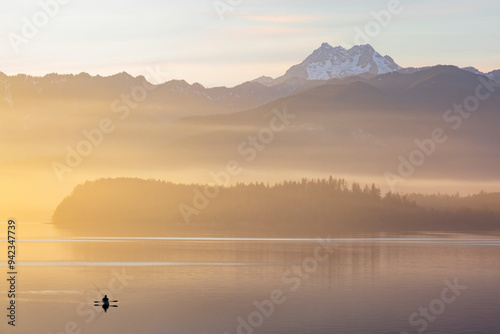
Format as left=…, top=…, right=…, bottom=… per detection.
left=52, top=178, right=500, bottom=236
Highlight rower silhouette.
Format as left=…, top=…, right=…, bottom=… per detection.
left=94, top=294, right=118, bottom=312
left=102, top=295, right=109, bottom=313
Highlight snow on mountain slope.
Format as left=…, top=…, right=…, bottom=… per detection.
left=462, top=67, right=500, bottom=82
left=279, top=43, right=401, bottom=82
left=489, top=70, right=500, bottom=83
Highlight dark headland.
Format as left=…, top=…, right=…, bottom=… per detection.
left=52, top=178, right=500, bottom=237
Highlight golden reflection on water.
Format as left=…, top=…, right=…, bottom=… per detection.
left=2, top=223, right=500, bottom=334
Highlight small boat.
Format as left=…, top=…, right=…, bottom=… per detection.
left=94, top=300, right=118, bottom=304
left=94, top=300, right=119, bottom=312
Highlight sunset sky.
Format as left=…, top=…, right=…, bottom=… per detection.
left=1, top=0, right=499, bottom=86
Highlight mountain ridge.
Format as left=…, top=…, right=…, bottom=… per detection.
left=1, top=42, right=498, bottom=91
left=462, top=66, right=500, bottom=82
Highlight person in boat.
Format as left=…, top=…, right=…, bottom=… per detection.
left=102, top=295, right=110, bottom=313
left=102, top=295, right=109, bottom=304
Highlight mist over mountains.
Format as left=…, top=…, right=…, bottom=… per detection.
left=175, top=65, right=500, bottom=182
left=1, top=43, right=499, bottom=221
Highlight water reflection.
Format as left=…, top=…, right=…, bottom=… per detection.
left=94, top=300, right=118, bottom=313
left=3, top=224, right=500, bottom=334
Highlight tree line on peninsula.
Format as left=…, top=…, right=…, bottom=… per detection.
left=52, top=177, right=500, bottom=236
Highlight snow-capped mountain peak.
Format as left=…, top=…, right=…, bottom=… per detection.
left=279, top=43, right=401, bottom=81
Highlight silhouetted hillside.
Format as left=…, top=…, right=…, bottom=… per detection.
left=172, top=67, right=500, bottom=180
left=0, top=71, right=321, bottom=120
left=52, top=178, right=500, bottom=236
left=407, top=191, right=500, bottom=212
left=3, top=66, right=500, bottom=222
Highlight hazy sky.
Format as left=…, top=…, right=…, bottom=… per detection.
left=1, top=0, right=499, bottom=87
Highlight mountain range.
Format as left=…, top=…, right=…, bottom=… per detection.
left=1, top=43, right=498, bottom=120
left=4, top=64, right=498, bottom=179
left=173, top=65, right=500, bottom=180
left=1, top=43, right=500, bottom=222
left=1, top=42, right=497, bottom=117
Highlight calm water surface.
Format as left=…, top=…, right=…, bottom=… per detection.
left=1, top=223, right=500, bottom=334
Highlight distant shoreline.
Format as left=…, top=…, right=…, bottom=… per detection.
left=52, top=178, right=500, bottom=237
